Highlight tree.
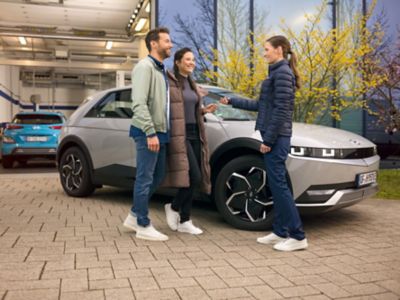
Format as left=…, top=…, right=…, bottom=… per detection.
left=364, top=30, right=400, bottom=134
left=173, top=0, right=268, bottom=92
left=281, top=0, right=383, bottom=124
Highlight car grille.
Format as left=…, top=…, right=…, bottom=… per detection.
left=12, top=148, right=57, bottom=155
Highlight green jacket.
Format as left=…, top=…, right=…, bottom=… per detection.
left=131, top=56, right=168, bottom=136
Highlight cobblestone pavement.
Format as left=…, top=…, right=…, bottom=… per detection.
left=1, top=176, right=399, bottom=300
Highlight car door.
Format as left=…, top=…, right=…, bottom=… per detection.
left=76, top=89, right=135, bottom=186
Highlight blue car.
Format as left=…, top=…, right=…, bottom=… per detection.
left=1, top=111, right=66, bottom=168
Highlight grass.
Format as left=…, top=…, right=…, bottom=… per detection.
left=375, top=169, right=400, bottom=200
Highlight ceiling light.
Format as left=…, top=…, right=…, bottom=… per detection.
left=134, top=8, right=138, bottom=14
left=145, top=3, right=150, bottom=13
left=18, top=36, right=27, bottom=45
left=135, top=18, right=147, bottom=31
left=129, top=19, right=133, bottom=23
left=106, top=41, right=113, bottom=50
left=131, top=13, right=136, bottom=18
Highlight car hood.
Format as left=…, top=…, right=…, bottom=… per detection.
left=221, top=121, right=376, bottom=149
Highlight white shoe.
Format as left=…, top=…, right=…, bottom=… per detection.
left=123, top=213, right=137, bottom=232
left=177, top=220, right=203, bottom=235
left=273, top=238, right=308, bottom=251
left=136, top=224, right=169, bottom=241
left=257, top=233, right=287, bottom=245
left=165, top=203, right=180, bottom=231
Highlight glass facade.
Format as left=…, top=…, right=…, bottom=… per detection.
left=155, top=0, right=399, bottom=142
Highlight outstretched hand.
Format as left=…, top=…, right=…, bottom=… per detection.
left=219, top=97, right=230, bottom=105
left=203, top=103, right=218, bottom=114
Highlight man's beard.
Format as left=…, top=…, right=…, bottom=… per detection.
left=159, top=48, right=171, bottom=60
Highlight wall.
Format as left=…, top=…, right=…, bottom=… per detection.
left=0, top=65, right=21, bottom=123
left=19, top=85, right=99, bottom=118
left=1, top=66, right=103, bottom=121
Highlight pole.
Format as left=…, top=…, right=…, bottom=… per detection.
left=331, top=0, right=338, bottom=128
left=213, top=0, right=218, bottom=84
left=362, top=0, right=367, bottom=137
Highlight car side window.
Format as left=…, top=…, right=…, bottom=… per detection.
left=85, top=89, right=133, bottom=119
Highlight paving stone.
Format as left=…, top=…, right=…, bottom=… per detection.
left=2, top=178, right=400, bottom=300
left=60, top=290, right=105, bottom=300
left=5, top=288, right=59, bottom=300
left=276, top=285, right=321, bottom=298
left=104, top=288, right=135, bottom=300
left=195, top=275, right=228, bottom=290
left=176, top=286, right=211, bottom=300
left=134, top=288, right=179, bottom=300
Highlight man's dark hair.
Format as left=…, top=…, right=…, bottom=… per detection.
left=145, top=27, right=170, bottom=52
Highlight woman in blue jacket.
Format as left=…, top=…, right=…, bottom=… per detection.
left=220, top=35, right=307, bottom=251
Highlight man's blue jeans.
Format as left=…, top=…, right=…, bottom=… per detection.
left=132, top=136, right=167, bottom=227
left=264, top=136, right=306, bottom=240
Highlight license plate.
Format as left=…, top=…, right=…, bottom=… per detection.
left=356, top=171, right=377, bottom=187
left=26, top=136, right=48, bottom=142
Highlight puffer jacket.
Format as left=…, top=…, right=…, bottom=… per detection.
left=161, top=71, right=212, bottom=194
left=230, top=59, right=295, bottom=147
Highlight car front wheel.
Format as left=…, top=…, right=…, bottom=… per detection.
left=214, top=155, right=274, bottom=230
left=59, top=147, right=95, bottom=197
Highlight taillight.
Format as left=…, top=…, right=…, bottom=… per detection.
left=49, top=125, right=63, bottom=130
left=6, top=124, right=23, bottom=130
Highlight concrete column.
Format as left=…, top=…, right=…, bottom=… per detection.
left=116, top=70, right=125, bottom=87
left=0, top=65, right=20, bottom=123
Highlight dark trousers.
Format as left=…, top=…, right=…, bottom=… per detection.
left=264, top=136, right=306, bottom=240
left=171, top=124, right=202, bottom=223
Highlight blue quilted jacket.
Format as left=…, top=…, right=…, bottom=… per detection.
left=230, top=59, right=295, bottom=147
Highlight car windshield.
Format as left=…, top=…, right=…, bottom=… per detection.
left=203, top=90, right=257, bottom=121
left=12, top=114, right=63, bottom=125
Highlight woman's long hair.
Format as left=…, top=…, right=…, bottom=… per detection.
left=173, top=47, right=196, bottom=91
left=267, top=35, right=301, bottom=89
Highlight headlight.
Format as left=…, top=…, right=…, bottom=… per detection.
left=290, top=146, right=376, bottom=159
left=2, top=136, right=16, bottom=144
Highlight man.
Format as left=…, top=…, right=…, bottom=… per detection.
left=123, top=27, right=173, bottom=241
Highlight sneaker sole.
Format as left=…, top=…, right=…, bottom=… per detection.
left=273, top=244, right=308, bottom=251
left=256, top=238, right=286, bottom=245
left=177, top=229, right=203, bottom=235
left=123, top=222, right=137, bottom=232
left=136, top=233, right=169, bottom=241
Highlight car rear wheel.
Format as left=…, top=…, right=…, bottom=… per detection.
left=2, top=156, right=14, bottom=169
left=59, top=147, right=95, bottom=197
left=214, top=155, right=274, bottom=231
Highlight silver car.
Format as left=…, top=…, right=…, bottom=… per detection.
left=57, top=85, right=379, bottom=230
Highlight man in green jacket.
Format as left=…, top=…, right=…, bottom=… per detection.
left=123, top=27, right=173, bottom=241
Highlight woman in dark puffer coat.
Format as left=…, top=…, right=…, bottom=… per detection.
left=220, top=35, right=308, bottom=252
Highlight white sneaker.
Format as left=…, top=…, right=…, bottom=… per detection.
left=273, top=238, right=308, bottom=252
left=165, top=203, right=180, bottom=231
left=257, top=233, right=287, bottom=245
left=136, top=224, right=169, bottom=241
left=123, top=213, right=137, bottom=232
left=177, top=220, right=203, bottom=235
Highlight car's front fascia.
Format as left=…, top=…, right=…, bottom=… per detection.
left=219, top=119, right=379, bottom=214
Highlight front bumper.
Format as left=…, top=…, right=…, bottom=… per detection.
left=297, top=183, right=378, bottom=214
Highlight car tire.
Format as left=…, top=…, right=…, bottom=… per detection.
left=59, top=146, right=95, bottom=197
left=214, top=155, right=274, bottom=231
left=2, top=156, right=14, bottom=169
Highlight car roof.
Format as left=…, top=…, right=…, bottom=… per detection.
left=15, top=111, right=65, bottom=117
